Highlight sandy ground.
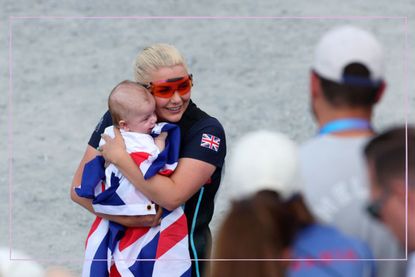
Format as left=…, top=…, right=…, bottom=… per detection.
left=0, top=0, right=414, bottom=274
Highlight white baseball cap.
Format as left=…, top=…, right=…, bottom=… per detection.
left=313, top=25, right=384, bottom=87
left=226, top=130, right=301, bottom=200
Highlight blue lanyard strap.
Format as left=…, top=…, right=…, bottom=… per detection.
left=318, top=118, right=372, bottom=135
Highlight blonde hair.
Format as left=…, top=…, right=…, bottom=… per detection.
left=133, top=43, right=189, bottom=83
left=108, top=80, right=153, bottom=127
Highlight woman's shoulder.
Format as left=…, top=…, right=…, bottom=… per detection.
left=95, top=111, right=113, bottom=132
left=180, top=100, right=225, bottom=135
left=89, top=111, right=113, bottom=148
left=178, top=101, right=226, bottom=164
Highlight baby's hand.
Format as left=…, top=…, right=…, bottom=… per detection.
left=154, top=132, right=168, bottom=151
left=157, top=132, right=168, bottom=140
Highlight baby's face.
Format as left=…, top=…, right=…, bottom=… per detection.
left=123, top=102, right=157, bottom=134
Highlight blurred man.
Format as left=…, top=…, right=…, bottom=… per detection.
left=299, top=25, right=405, bottom=276
left=364, top=126, right=414, bottom=276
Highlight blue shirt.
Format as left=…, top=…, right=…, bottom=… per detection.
left=289, top=224, right=375, bottom=277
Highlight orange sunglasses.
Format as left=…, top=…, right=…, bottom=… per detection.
left=139, top=74, right=193, bottom=98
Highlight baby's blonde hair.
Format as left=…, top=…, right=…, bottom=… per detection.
left=133, top=43, right=188, bottom=83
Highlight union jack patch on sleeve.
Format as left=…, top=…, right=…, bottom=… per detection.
left=200, top=133, right=220, bottom=152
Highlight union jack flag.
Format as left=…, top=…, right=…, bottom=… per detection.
left=76, top=123, right=191, bottom=277
left=200, top=133, right=220, bottom=152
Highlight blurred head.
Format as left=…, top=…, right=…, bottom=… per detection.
left=226, top=130, right=314, bottom=226
left=133, top=43, right=191, bottom=123
left=211, top=190, right=296, bottom=277
left=310, top=26, right=386, bottom=120
left=227, top=130, right=302, bottom=200
left=0, top=248, right=44, bottom=277
left=108, top=80, right=156, bottom=133
left=364, top=126, right=415, bottom=250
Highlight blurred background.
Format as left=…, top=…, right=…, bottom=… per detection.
left=0, top=1, right=414, bottom=273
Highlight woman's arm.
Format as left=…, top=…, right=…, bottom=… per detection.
left=70, top=144, right=162, bottom=227
left=70, top=145, right=99, bottom=213
left=101, top=128, right=216, bottom=211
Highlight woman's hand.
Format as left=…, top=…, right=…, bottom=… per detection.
left=100, top=127, right=128, bottom=165
left=96, top=205, right=163, bottom=227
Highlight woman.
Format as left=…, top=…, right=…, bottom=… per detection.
left=71, top=43, right=227, bottom=277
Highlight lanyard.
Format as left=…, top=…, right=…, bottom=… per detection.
left=318, top=118, right=372, bottom=135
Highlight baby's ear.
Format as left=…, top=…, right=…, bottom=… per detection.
left=119, top=120, right=128, bottom=131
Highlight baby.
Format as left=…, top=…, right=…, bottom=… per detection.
left=95, top=80, right=170, bottom=216
left=76, top=80, right=190, bottom=276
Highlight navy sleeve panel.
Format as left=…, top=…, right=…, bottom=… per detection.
left=180, top=117, right=226, bottom=168
left=88, top=111, right=113, bottom=149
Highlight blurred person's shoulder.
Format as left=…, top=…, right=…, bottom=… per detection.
left=300, top=135, right=370, bottom=159
left=290, top=224, right=375, bottom=276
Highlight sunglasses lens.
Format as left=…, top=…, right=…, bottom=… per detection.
left=151, top=75, right=192, bottom=98
left=366, top=204, right=379, bottom=220
left=152, top=86, right=175, bottom=98
left=366, top=188, right=390, bottom=221
left=177, top=79, right=192, bottom=94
